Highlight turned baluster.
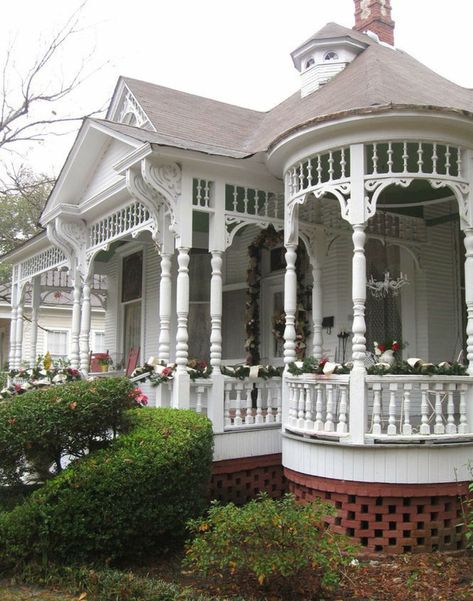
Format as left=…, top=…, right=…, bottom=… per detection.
left=433, top=383, right=445, bottom=434
left=402, top=383, right=412, bottom=435
left=372, top=383, right=382, bottom=435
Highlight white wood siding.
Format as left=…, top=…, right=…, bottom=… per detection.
left=81, top=139, right=129, bottom=202
left=282, top=435, right=473, bottom=484
left=214, top=428, right=282, bottom=461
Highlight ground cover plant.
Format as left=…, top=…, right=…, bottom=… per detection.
left=0, top=407, right=213, bottom=566
left=0, top=377, right=142, bottom=485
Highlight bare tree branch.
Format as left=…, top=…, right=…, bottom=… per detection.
left=0, top=0, right=107, bottom=153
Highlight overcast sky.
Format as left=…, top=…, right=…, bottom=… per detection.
left=2, top=0, right=473, bottom=176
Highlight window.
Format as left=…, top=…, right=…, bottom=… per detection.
left=324, top=51, right=339, bottom=61
left=94, top=331, right=106, bottom=353
left=46, top=330, right=68, bottom=360
left=122, top=250, right=143, bottom=363
left=305, top=58, right=315, bottom=69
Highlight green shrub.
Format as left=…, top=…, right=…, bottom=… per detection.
left=0, top=408, right=213, bottom=566
left=184, top=494, right=356, bottom=596
left=0, top=377, right=140, bottom=484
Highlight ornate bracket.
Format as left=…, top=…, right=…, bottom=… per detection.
left=125, top=168, right=161, bottom=245
left=224, top=215, right=283, bottom=249
left=429, top=179, right=471, bottom=228
left=53, top=217, right=91, bottom=283
left=142, top=159, right=181, bottom=237
left=364, top=178, right=413, bottom=220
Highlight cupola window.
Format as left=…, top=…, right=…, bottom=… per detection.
left=324, top=51, right=339, bottom=61
left=305, top=58, right=315, bottom=70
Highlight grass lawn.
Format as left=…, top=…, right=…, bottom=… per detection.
left=0, top=581, right=76, bottom=600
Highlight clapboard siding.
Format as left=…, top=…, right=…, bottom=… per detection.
left=422, top=204, right=462, bottom=363
left=81, top=139, right=129, bottom=202
left=143, top=247, right=160, bottom=361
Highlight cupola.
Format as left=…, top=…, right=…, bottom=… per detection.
left=353, top=0, right=395, bottom=46
left=291, top=24, right=368, bottom=98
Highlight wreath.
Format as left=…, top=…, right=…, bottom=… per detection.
left=244, top=226, right=311, bottom=365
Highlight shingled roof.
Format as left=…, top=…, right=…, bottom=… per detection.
left=119, top=23, right=473, bottom=157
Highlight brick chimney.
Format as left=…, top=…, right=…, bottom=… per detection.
left=353, top=0, right=395, bottom=46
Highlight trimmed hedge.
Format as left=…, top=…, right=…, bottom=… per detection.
left=0, top=377, right=139, bottom=484
left=0, top=408, right=213, bottom=566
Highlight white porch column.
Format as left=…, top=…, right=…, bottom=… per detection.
left=158, top=253, right=172, bottom=364
left=14, top=288, right=25, bottom=369
left=8, top=282, right=18, bottom=370
left=29, top=276, right=41, bottom=368
left=464, top=228, right=473, bottom=375
left=210, top=250, right=223, bottom=369
left=172, top=246, right=191, bottom=408
left=283, top=244, right=298, bottom=364
left=79, top=278, right=92, bottom=374
left=309, top=235, right=326, bottom=360
left=70, top=274, right=82, bottom=369
left=349, top=223, right=368, bottom=443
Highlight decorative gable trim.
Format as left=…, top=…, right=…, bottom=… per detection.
left=106, top=79, right=156, bottom=131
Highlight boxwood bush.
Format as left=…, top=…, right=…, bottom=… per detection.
left=0, top=377, right=140, bottom=484
left=0, top=408, right=213, bottom=566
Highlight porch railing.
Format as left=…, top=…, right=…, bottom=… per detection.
left=366, top=375, right=472, bottom=439
left=286, top=375, right=350, bottom=437
left=223, top=377, right=282, bottom=430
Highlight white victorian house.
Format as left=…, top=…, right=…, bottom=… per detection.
left=4, top=0, right=473, bottom=553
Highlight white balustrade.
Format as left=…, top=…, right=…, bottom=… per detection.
left=223, top=377, right=282, bottom=429
left=285, top=376, right=350, bottom=436
left=366, top=376, right=473, bottom=438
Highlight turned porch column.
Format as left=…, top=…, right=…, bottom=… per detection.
left=14, top=287, right=25, bottom=369
left=79, top=277, right=92, bottom=374
left=29, top=276, right=41, bottom=367
left=172, top=246, right=191, bottom=409
left=210, top=250, right=223, bottom=369
left=283, top=243, right=298, bottom=364
left=348, top=223, right=368, bottom=443
left=309, top=235, right=326, bottom=360
left=158, top=253, right=172, bottom=364
left=8, top=281, right=18, bottom=370
left=464, top=228, right=473, bottom=375
left=70, top=274, right=82, bottom=369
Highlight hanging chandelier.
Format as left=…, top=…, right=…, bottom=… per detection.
left=366, top=271, right=409, bottom=299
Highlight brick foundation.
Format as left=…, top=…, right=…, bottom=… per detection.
left=285, top=468, right=471, bottom=553
left=210, top=454, right=286, bottom=504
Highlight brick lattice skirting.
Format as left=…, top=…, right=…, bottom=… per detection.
left=210, top=454, right=286, bottom=504
left=285, top=468, right=471, bottom=553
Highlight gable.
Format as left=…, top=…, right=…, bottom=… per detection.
left=80, top=138, right=132, bottom=204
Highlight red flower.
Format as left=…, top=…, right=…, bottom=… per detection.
left=319, top=358, right=328, bottom=367
left=392, top=342, right=401, bottom=352
left=377, top=344, right=386, bottom=352
left=162, top=367, right=172, bottom=377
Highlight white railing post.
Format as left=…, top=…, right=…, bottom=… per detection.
left=433, top=382, right=445, bottom=435
left=459, top=384, right=469, bottom=434
left=420, top=383, right=430, bottom=435
left=337, top=385, right=348, bottom=434
left=372, top=383, right=382, bottom=435
left=304, top=384, right=314, bottom=430
left=446, top=383, right=457, bottom=434
left=314, top=383, right=324, bottom=431
left=402, top=383, right=413, bottom=435
left=387, top=383, right=398, bottom=435
left=324, top=384, right=335, bottom=432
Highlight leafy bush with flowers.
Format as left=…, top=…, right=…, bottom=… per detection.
left=0, top=408, right=213, bottom=566
left=0, top=377, right=145, bottom=485
left=1, top=353, right=81, bottom=401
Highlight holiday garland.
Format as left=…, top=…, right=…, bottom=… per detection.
left=244, top=226, right=311, bottom=365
